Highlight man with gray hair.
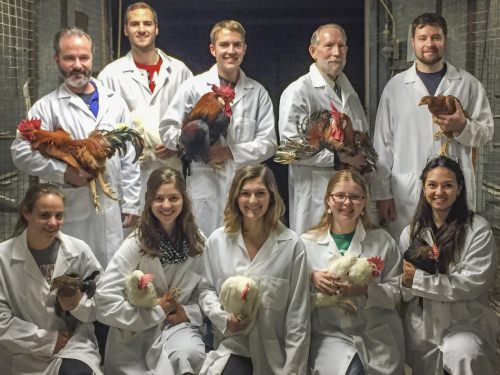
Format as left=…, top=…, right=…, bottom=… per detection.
left=11, top=27, right=141, bottom=268
left=279, top=23, right=369, bottom=233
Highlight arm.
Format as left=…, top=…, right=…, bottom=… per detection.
left=229, top=88, right=277, bottom=166
left=283, top=240, right=311, bottom=375
left=158, top=82, right=195, bottom=151
left=10, top=101, right=68, bottom=184
left=370, top=88, right=394, bottom=202
left=405, top=218, right=496, bottom=302
left=95, top=236, right=166, bottom=332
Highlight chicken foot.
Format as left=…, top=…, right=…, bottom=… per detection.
left=89, top=174, right=118, bottom=212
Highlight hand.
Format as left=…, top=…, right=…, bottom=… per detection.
left=165, top=303, right=190, bottom=325
left=54, top=330, right=71, bottom=354
left=311, top=270, right=337, bottom=295
left=335, top=281, right=368, bottom=297
left=158, top=291, right=178, bottom=315
left=338, top=152, right=366, bottom=170
left=64, top=166, right=93, bottom=186
left=57, top=288, right=82, bottom=312
left=122, top=213, right=139, bottom=228
left=154, top=144, right=177, bottom=159
left=376, top=199, right=396, bottom=223
left=207, top=144, right=232, bottom=167
left=433, top=98, right=467, bottom=135
left=226, top=314, right=249, bottom=333
left=402, top=259, right=416, bottom=288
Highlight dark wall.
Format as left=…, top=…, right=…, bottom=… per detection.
left=112, top=0, right=365, bottom=224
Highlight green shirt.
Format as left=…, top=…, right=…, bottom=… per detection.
left=331, top=231, right=354, bottom=255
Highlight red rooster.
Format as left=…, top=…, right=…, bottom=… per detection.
left=178, top=83, right=235, bottom=176
left=17, top=118, right=144, bottom=211
left=275, top=101, right=377, bottom=174
left=419, top=95, right=470, bottom=155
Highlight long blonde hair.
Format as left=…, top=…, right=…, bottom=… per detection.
left=307, top=170, right=377, bottom=234
left=224, top=165, right=284, bottom=234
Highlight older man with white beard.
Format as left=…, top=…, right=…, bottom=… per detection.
left=11, top=27, right=140, bottom=268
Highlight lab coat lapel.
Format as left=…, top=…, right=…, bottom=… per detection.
left=12, top=231, right=49, bottom=287
left=137, top=255, right=170, bottom=292
left=310, top=64, right=339, bottom=110
left=343, top=220, right=366, bottom=257
left=435, top=62, right=460, bottom=96
left=231, top=69, right=252, bottom=107
left=127, top=52, right=152, bottom=92
left=405, top=63, right=430, bottom=98
left=52, top=234, right=79, bottom=278
left=58, top=84, right=95, bottom=122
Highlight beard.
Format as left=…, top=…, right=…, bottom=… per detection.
left=58, top=67, right=92, bottom=89
left=416, top=48, right=444, bottom=66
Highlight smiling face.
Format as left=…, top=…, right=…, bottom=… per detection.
left=150, top=183, right=183, bottom=236
left=54, top=34, right=93, bottom=92
left=210, top=29, right=247, bottom=81
left=412, top=24, right=445, bottom=72
left=423, top=166, right=461, bottom=219
left=327, top=179, right=365, bottom=232
left=238, top=177, right=270, bottom=224
left=309, top=26, right=348, bottom=81
left=124, top=7, right=158, bottom=52
left=23, top=194, right=64, bottom=250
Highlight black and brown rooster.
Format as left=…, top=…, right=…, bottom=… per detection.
left=275, top=101, right=377, bottom=174
left=178, top=83, right=236, bottom=176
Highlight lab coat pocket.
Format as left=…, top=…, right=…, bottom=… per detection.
left=229, top=117, right=256, bottom=143
left=258, top=276, right=289, bottom=311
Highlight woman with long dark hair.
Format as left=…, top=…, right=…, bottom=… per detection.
left=0, top=183, right=103, bottom=374
left=401, top=156, right=497, bottom=374
left=96, top=167, right=206, bottom=374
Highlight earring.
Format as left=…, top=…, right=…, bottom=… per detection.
left=327, top=208, right=332, bottom=214
left=360, top=211, right=365, bottom=216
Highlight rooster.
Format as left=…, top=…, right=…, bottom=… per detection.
left=274, top=101, right=377, bottom=174
left=314, top=255, right=384, bottom=310
left=51, top=270, right=100, bottom=331
left=178, top=83, right=235, bottom=176
left=17, top=118, right=144, bottom=211
left=419, top=95, right=471, bottom=156
left=219, top=275, right=260, bottom=326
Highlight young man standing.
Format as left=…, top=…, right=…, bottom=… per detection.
left=99, top=2, right=192, bottom=206
left=159, top=20, right=276, bottom=235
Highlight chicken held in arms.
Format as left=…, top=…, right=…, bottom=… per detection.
left=220, top=275, right=260, bottom=327
left=17, top=118, right=144, bottom=211
left=178, top=83, right=235, bottom=176
left=274, top=101, right=377, bottom=175
left=419, top=94, right=471, bottom=156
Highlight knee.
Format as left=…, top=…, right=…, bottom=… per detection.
left=169, top=345, right=206, bottom=373
left=442, top=332, right=485, bottom=370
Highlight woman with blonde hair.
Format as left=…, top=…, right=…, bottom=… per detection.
left=96, top=167, right=206, bottom=375
left=199, top=164, right=310, bottom=375
left=302, top=170, right=404, bottom=375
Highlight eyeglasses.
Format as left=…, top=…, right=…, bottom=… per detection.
left=329, top=193, right=365, bottom=204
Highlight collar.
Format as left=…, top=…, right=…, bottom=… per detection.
left=405, top=61, right=461, bottom=84
left=12, top=230, right=80, bottom=262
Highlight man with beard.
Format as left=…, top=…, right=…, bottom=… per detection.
left=98, top=2, right=192, bottom=208
left=279, top=23, right=368, bottom=233
left=11, top=27, right=141, bottom=268
left=371, top=13, right=493, bottom=239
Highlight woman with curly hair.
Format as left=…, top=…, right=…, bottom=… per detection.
left=96, top=167, right=206, bottom=375
left=401, top=155, right=497, bottom=374
left=198, top=164, right=310, bottom=375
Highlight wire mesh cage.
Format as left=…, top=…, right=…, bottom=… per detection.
left=0, top=0, right=37, bottom=240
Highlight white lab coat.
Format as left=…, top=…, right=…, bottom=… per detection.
left=95, top=231, right=205, bottom=375
left=279, top=64, right=369, bottom=234
left=399, top=215, right=497, bottom=375
left=98, top=49, right=193, bottom=206
left=198, top=223, right=311, bottom=375
left=159, top=65, right=277, bottom=235
left=0, top=230, right=103, bottom=375
left=371, top=62, right=494, bottom=239
left=301, top=220, right=405, bottom=375
left=11, top=79, right=141, bottom=268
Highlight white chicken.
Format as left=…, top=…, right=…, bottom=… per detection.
left=220, top=276, right=260, bottom=325
left=314, top=255, right=384, bottom=309
left=125, top=270, right=159, bottom=308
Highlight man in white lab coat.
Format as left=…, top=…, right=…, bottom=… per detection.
left=371, top=13, right=494, bottom=239
left=98, top=2, right=192, bottom=207
left=159, top=20, right=276, bottom=236
left=11, top=27, right=141, bottom=268
left=279, top=24, right=369, bottom=234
